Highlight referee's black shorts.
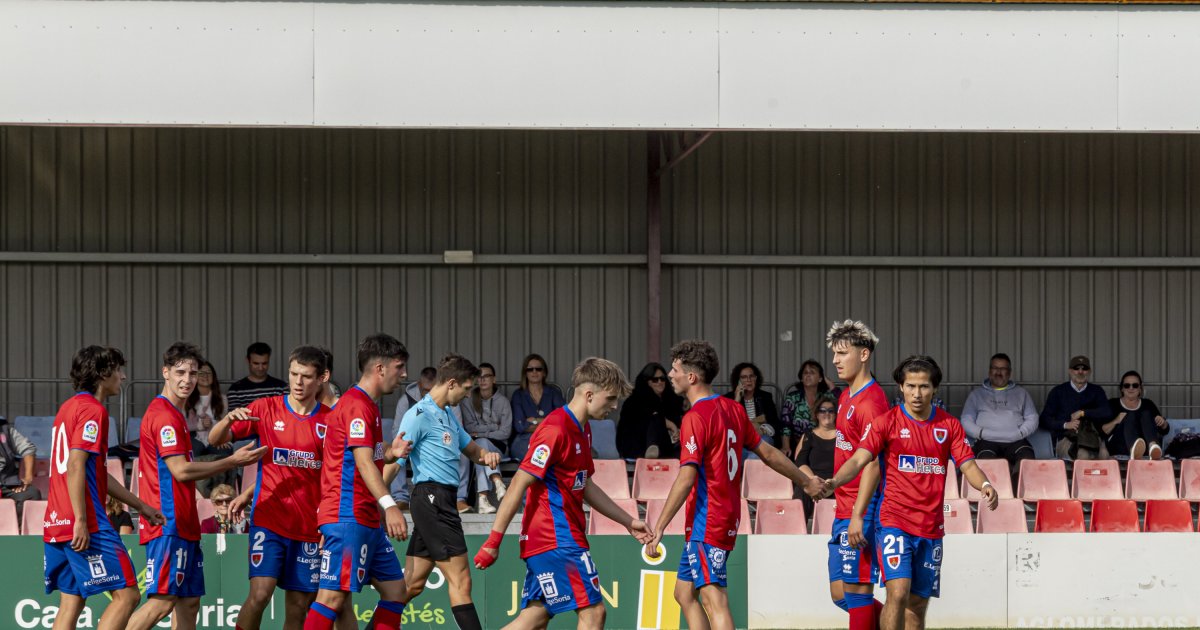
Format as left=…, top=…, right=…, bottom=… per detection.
left=406, top=481, right=468, bottom=561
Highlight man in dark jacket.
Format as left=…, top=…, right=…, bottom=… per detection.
left=0, top=417, right=42, bottom=524
left=1040, top=355, right=1112, bottom=459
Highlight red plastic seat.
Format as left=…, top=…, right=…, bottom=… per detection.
left=963, top=459, right=1014, bottom=501
left=976, top=498, right=1028, bottom=533
left=1071, top=460, right=1123, bottom=501
left=1181, top=459, right=1200, bottom=503
left=644, top=499, right=687, bottom=535
left=31, top=476, right=49, bottom=497
left=0, top=499, right=18, bottom=535
left=21, top=500, right=48, bottom=536
left=240, top=461, right=260, bottom=495
left=738, top=501, right=752, bottom=535
left=742, top=459, right=792, bottom=501
left=754, top=499, right=808, bottom=535
left=811, top=498, right=836, bottom=535
left=942, top=498, right=973, bottom=534
left=106, top=458, right=126, bottom=487
left=1017, top=459, right=1069, bottom=501
left=944, top=460, right=959, bottom=500
left=592, top=459, right=631, bottom=500
left=1034, top=499, right=1085, bottom=533
left=34, top=458, right=51, bottom=478
left=1144, top=499, right=1195, bottom=533
left=1089, top=499, right=1139, bottom=533
left=632, top=458, right=679, bottom=501
left=588, top=498, right=640, bottom=535
left=1126, top=460, right=1178, bottom=501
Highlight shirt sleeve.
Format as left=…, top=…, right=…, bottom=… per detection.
left=678, top=411, right=706, bottom=468
left=519, top=423, right=564, bottom=480
left=153, top=411, right=191, bottom=458
left=345, top=401, right=377, bottom=449
left=229, top=400, right=264, bottom=441
left=67, top=405, right=104, bottom=455
left=858, top=411, right=886, bottom=456
left=949, top=419, right=976, bottom=466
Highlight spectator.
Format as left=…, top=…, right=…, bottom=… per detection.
left=795, top=398, right=838, bottom=519
left=187, top=360, right=235, bottom=498
left=200, top=483, right=247, bottom=534
left=780, top=360, right=840, bottom=455
left=462, top=362, right=512, bottom=514
left=390, top=366, right=438, bottom=509
left=106, top=494, right=134, bottom=535
left=961, top=353, right=1039, bottom=478
left=1103, top=370, right=1169, bottom=460
left=509, top=353, right=565, bottom=461
left=1040, top=355, right=1112, bottom=460
left=225, top=341, right=287, bottom=409
left=0, top=417, right=41, bottom=521
left=317, top=346, right=341, bottom=408
left=617, top=362, right=684, bottom=459
left=724, top=362, right=781, bottom=447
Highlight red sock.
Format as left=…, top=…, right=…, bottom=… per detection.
left=849, top=603, right=877, bottom=630
left=372, top=604, right=403, bottom=630
left=303, top=608, right=336, bottom=630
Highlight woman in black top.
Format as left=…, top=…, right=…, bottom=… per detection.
left=795, top=397, right=838, bottom=517
left=1103, top=370, right=1169, bottom=459
left=617, top=363, right=685, bottom=459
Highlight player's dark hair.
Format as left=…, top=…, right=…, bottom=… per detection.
left=893, top=355, right=942, bottom=388
left=990, top=352, right=1011, bottom=367
left=319, top=347, right=334, bottom=374
left=826, top=319, right=879, bottom=353
left=163, top=342, right=205, bottom=369
left=1120, top=370, right=1143, bottom=391
left=436, top=353, right=481, bottom=385
left=70, top=345, right=126, bottom=393
left=289, top=345, right=329, bottom=374
left=670, top=340, right=719, bottom=385
left=246, top=341, right=272, bottom=358
left=356, top=333, right=409, bottom=372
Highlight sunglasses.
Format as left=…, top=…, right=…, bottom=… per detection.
left=212, top=497, right=231, bottom=505
left=1072, top=365, right=1090, bottom=372
left=648, top=376, right=667, bottom=383
left=817, top=408, right=836, bottom=414
left=1121, top=382, right=1141, bottom=389
left=526, top=366, right=546, bottom=373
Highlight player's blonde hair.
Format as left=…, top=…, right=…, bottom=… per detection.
left=572, top=357, right=633, bottom=398
left=826, top=319, right=879, bottom=352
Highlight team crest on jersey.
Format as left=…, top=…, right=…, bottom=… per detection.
left=933, top=428, right=948, bottom=444
left=316, top=423, right=327, bottom=439
left=250, top=552, right=263, bottom=567
left=82, top=420, right=99, bottom=443
left=572, top=471, right=587, bottom=490
left=530, top=444, right=551, bottom=469
left=442, top=432, right=452, bottom=446
left=349, top=418, right=366, bottom=439
left=886, top=556, right=900, bottom=570
left=160, top=426, right=177, bottom=448
left=846, top=405, right=855, bottom=419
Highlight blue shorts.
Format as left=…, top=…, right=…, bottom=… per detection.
left=249, top=526, right=321, bottom=593
left=521, top=546, right=602, bottom=617
left=876, top=526, right=942, bottom=599
left=43, top=527, right=138, bottom=598
left=144, top=535, right=205, bottom=597
left=676, top=541, right=731, bottom=588
left=318, top=522, right=404, bottom=593
left=828, top=517, right=878, bottom=585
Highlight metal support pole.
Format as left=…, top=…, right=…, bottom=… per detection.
left=647, top=132, right=663, bottom=362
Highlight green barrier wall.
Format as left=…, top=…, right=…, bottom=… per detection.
left=11, top=535, right=746, bottom=629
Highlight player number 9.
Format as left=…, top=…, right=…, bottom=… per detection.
left=726, top=429, right=738, bottom=481
left=360, top=544, right=369, bottom=565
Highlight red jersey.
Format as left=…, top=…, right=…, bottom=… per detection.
left=517, top=406, right=594, bottom=558
left=139, top=396, right=200, bottom=542
left=44, top=393, right=111, bottom=543
left=679, top=395, right=761, bottom=550
left=231, top=395, right=329, bottom=542
left=860, top=405, right=975, bottom=539
left=317, top=385, right=385, bottom=528
left=833, top=379, right=889, bottom=519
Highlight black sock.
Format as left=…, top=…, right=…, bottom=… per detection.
left=451, top=603, right=482, bottom=630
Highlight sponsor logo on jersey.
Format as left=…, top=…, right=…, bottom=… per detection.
left=538, top=572, right=560, bottom=598
left=899, top=428, right=911, bottom=439
left=272, top=447, right=321, bottom=469
left=442, top=432, right=452, bottom=446
left=45, top=510, right=72, bottom=529
left=897, top=454, right=946, bottom=475
left=834, top=430, right=853, bottom=452
left=887, top=555, right=901, bottom=570
left=685, top=435, right=698, bottom=454
left=933, top=427, right=948, bottom=444
left=160, top=426, right=177, bottom=448
left=82, top=420, right=99, bottom=443
left=349, top=418, right=366, bottom=439
left=530, top=444, right=551, bottom=469
left=316, top=423, right=327, bottom=439
left=274, top=420, right=286, bottom=432
left=572, top=470, right=587, bottom=490
left=251, top=552, right=263, bottom=567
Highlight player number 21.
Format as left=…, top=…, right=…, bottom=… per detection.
left=725, top=429, right=738, bottom=481
left=882, top=534, right=905, bottom=555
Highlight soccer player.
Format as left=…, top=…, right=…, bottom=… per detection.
left=127, top=342, right=268, bottom=630
left=828, top=356, right=999, bottom=630
left=43, top=345, right=167, bottom=630
left=304, top=333, right=412, bottom=630
left=474, top=357, right=653, bottom=630
left=384, top=354, right=500, bottom=630
left=824, top=319, right=890, bottom=630
left=643, top=340, right=825, bottom=630
left=206, top=345, right=332, bottom=630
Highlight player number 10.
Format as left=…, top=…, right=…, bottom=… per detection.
left=725, top=429, right=738, bottom=481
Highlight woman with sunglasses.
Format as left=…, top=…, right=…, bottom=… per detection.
left=794, top=396, right=839, bottom=519
left=509, top=353, right=566, bottom=461
left=616, top=362, right=685, bottom=459
left=200, top=483, right=247, bottom=534
left=1103, top=370, right=1169, bottom=460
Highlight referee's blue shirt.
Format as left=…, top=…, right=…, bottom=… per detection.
left=396, top=394, right=472, bottom=487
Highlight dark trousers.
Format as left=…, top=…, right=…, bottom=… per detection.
left=1105, top=414, right=1163, bottom=455
left=974, top=438, right=1035, bottom=485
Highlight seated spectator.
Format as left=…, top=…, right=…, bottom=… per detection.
left=1103, top=370, right=1169, bottom=460
left=225, top=341, right=287, bottom=408
left=390, top=366, right=438, bottom=509
left=462, top=362, right=512, bottom=514
left=510, top=353, right=565, bottom=461
left=1040, top=355, right=1112, bottom=460
left=961, top=353, right=1039, bottom=479
left=106, top=494, right=134, bottom=534
left=318, top=347, right=341, bottom=407
left=724, top=362, right=781, bottom=447
left=617, top=362, right=685, bottom=460
left=187, top=360, right=235, bottom=498
left=794, top=398, right=837, bottom=517
left=0, top=417, right=41, bottom=521
left=200, top=483, right=247, bottom=534
left=780, top=360, right=840, bottom=456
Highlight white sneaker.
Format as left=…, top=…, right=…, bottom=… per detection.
left=1131, top=438, right=1147, bottom=460
left=493, top=477, right=507, bottom=501
left=645, top=444, right=661, bottom=459
left=477, top=494, right=497, bottom=514
left=1149, top=443, right=1163, bottom=460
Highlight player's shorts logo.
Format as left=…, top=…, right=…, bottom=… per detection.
left=886, top=555, right=900, bottom=570
left=251, top=552, right=263, bottom=567
left=839, top=532, right=849, bottom=547
left=590, top=575, right=600, bottom=591
left=710, top=548, right=726, bottom=568
left=175, top=571, right=185, bottom=587
left=160, top=426, right=177, bottom=448
left=932, top=545, right=942, bottom=562
left=843, top=563, right=852, bottom=574
left=933, top=428, right=948, bottom=444
left=356, top=567, right=366, bottom=584
left=349, top=419, right=366, bottom=439
left=303, top=542, right=319, bottom=557
left=442, top=431, right=452, bottom=446
left=82, top=420, right=99, bottom=443
left=537, top=572, right=559, bottom=598
left=530, top=444, right=551, bottom=469
left=316, top=423, right=327, bottom=439
left=87, top=555, right=107, bottom=579
left=320, top=550, right=330, bottom=574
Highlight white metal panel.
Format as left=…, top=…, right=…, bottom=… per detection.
left=1118, top=8, right=1200, bottom=131
left=313, top=3, right=718, bottom=128
left=0, top=1, right=313, bottom=125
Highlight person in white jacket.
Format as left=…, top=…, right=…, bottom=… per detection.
left=961, top=353, right=1039, bottom=481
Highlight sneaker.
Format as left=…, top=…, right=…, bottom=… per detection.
left=493, top=477, right=507, bottom=501
left=1130, top=438, right=1147, bottom=460
left=477, top=494, right=497, bottom=514
left=1149, top=443, right=1163, bottom=460
left=645, top=444, right=661, bottom=459
left=457, top=500, right=471, bottom=513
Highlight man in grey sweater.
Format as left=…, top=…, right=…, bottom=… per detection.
left=961, top=354, right=1039, bottom=478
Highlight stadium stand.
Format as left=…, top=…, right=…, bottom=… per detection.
left=976, top=498, right=1028, bottom=533
left=738, top=501, right=752, bottom=535
left=106, top=457, right=125, bottom=487
left=632, top=458, right=678, bottom=501
left=1143, top=499, right=1194, bottom=533
left=753, top=499, right=807, bottom=535
left=0, top=499, right=18, bottom=535
left=589, top=418, right=621, bottom=460
left=124, top=417, right=141, bottom=444
left=1017, top=459, right=1070, bottom=501
left=1089, top=499, right=1139, bottom=533
left=21, top=500, right=47, bottom=536
left=942, top=498, right=973, bottom=534
left=1125, top=460, right=1178, bottom=501
left=1034, top=499, right=1085, bottom=533
left=742, top=459, right=792, bottom=501
left=964, top=458, right=1014, bottom=501
left=1028, top=428, right=1055, bottom=459
left=1180, top=459, right=1200, bottom=502
left=592, top=459, right=631, bottom=500
left=196, top=497, right=215, bottom=524
left=240, top=460, right=259, bottom=494
left=810, top=498, right=835, bottom=535
left=1071, top=460, right=1123, bottom=501
left=644, top=499, right=686, bottom=535
left=13, top=416, right=53, bottom=457
left=587, top=498, right=639, bottom=535
left=944, top=460, right=959, bottom=499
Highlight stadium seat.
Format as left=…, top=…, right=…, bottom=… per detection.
left=21, top=500, right=47, bottom=535
left=644, top=499, right=686, bottom=535
left=1180, top=459, right=1200, bottom=502
left=1017, top=459, right=1069, bottom=501
left=31, top=475, right=49, bottom=497
left=196, top=498, right=215, bottom=524
left=589, top=419, right=621, bottom=460
left=742, top=459, right=792, bottom=501
left=944, top=460, right=959, bottom=500
left=1034, top=499, right=1085, bottom=533
left=963, top=458, right=1014, bottom=501
left=108, top=417, right=120, bottom=448
left=754, top=499, right=808, bottom=535
left=632, top=458, right=678, bottom=501
left=811, top=499, right=836, bottom=535
left=591, top=459, right=631, bottom=500
left=130, top=465, right=140, bottom=496
left=240, top=461, right=260, bottom=494
left=1089, top=499, right=1139, bottom=533
left=1028, top=428, right=1055, bottom=459
left=124, top=417, right=142, bottom=444
left=1071, top=460, right=1123, bottom=501
left=1144, top=499, right=1195, bottom=533
left=106, top=458, right=125, bottom=487
left=14, top=416, right=54, bottom=457
left=976, top=498, right=1028, bottom=533
left=34, top=458, right=50, bottom=478
left=738, top=501, right=751, bottom=535
left=0, top=499, right=18, bottom=535
left=1125, top=460, right=1178, bottom=501
left=587, top=498, right=639, bottom=535
left=942, top=498, right=973, bottom=534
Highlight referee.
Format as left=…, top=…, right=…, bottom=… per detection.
left=389, top=353, right=499, bottom=630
